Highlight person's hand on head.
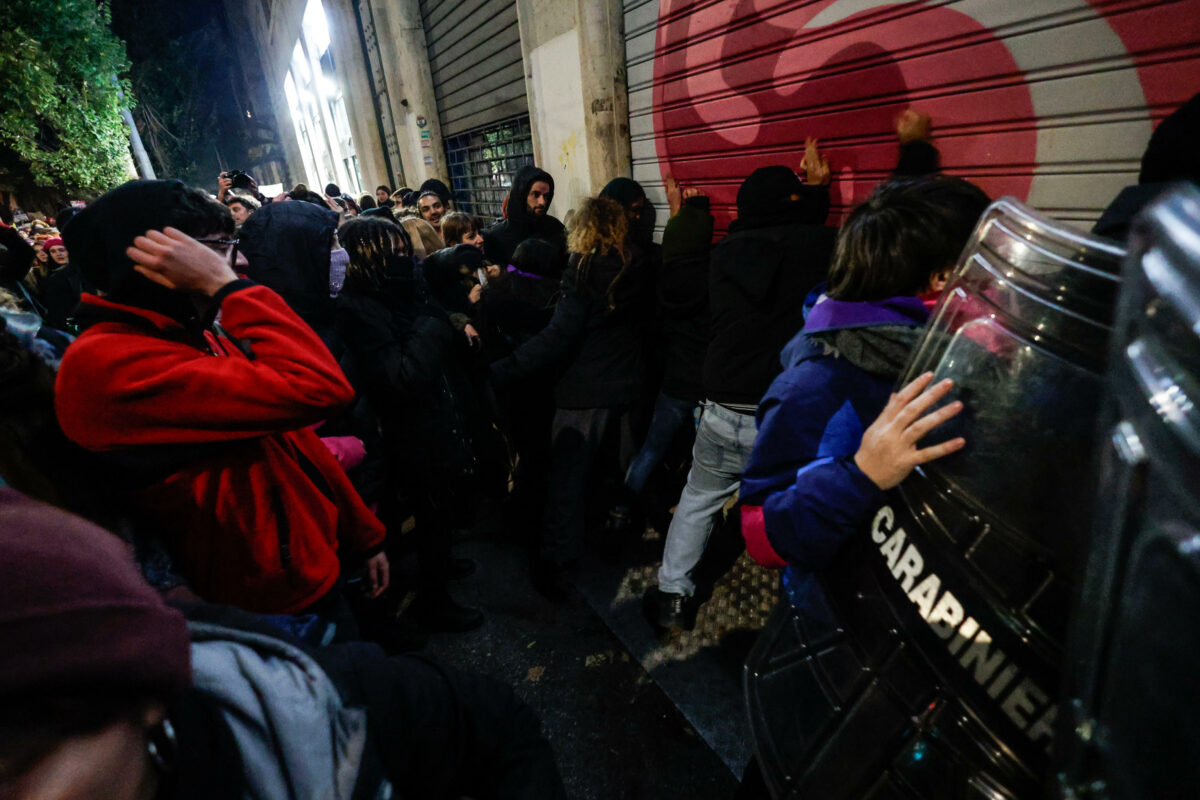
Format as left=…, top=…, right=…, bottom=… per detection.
left=896, top=109, right=933, bottom=144
left=801, top=137, right=832, bottom=186
left=125, top=227, right=238, bottom=297
left=485, top=264, right=502, bottom=280
left=854, top=372, right=966, bottom=490
left=216, top=173, right=233, bottom=201
left=682, top=187, right=705, bottom=201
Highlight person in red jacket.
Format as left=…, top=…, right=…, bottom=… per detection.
left=54, top=179, right=389, bottom=627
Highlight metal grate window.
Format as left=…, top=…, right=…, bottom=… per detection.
left=445, top=115, right=534, bottom=221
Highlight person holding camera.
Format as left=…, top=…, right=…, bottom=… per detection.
left=216, top=169, right=269, bottom=208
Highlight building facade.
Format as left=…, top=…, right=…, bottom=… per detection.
left=238, top=0, right=1200, bottom=231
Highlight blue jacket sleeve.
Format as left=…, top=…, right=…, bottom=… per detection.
left=762, top=456, right=883, bottom=571
left=741, top=363, right=843, bottom=506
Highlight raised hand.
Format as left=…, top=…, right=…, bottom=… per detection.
left=800, top=137, right=831, bottom=185
left=125, top=227, right=238, bottom=297
left=854, top=372, right=966, bottom=490
left=665, top=174, right=683, bottom=217
left=896, top=109, right=932, bottom=144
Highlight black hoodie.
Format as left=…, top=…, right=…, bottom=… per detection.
left=481, top=166, right=568, bottom=272
left=237, top=200, right=340, bottom=350
left=704, top=167, right=835, bottom=406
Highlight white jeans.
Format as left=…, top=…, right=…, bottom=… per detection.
left=657, top=402, right=758, bottom=596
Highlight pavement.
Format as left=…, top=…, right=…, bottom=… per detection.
left=417, top=510, right=779, bottom=799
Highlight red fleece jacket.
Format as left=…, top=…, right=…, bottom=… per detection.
left=55, top=282, right=385, bottom=614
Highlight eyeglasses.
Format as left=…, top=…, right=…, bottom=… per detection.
left=195, top=237, right=238, bottom=255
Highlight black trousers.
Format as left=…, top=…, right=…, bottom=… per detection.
left=319, top=642, right=569, bottom=800
left=540, top=406, right=633, bottom=564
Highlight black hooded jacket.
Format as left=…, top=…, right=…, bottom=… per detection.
left=335, top=257, right=477, bottom=483
left=481, top=166, right=568, bottom=271
left=490, top=247, right=646, bottom=409
left=704, top=167, right=835, bottom=406
left=237, top=200, right=340, bottom=349
left=657, top=195, right=714, bottom=402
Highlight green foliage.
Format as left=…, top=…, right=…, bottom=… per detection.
left=0, top=0, right=134, bottom=194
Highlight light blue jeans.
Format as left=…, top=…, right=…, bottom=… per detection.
left=657, top=401, right=758, bottom=596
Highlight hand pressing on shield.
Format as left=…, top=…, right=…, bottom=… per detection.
left=125, top=227, right=239, bottom=297
left=854, top=372, right=966, bottom=490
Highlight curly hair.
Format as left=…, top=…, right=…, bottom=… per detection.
left=567, top=197, right=629, bottom=311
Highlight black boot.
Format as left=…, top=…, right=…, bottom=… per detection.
left=405, top=587, right=485, bottom=633
left=346, top=591, right=429, bottom=653
left=530, top=558, right=574, bottom=603
left=448, top=557, right=477, bottom=580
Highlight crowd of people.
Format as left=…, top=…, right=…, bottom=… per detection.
left=0, top=93, right=1196, bottom=797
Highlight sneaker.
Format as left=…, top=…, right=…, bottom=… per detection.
left=642, top=586, right=698, bottom=632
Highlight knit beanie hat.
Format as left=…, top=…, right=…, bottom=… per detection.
left=42, top=237, right=64, bottom=251
left=418, top=178, right=452, bottom=207
left=0, top=490, right=192, bottom=699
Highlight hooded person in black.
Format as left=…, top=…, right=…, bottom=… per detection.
left=482, top=166, right=568, bottom=273
left=644, top=159, right=837, bottom=631
left=335, top=217, right=485, bottom=634
left=237, top=199, right=341, bottom=354
left=1093, top=91, right=1200, bottom=241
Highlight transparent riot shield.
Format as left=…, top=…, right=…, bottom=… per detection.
left=745, top=198, right=1125, bottom=798
left=1056, top=184, right=1200, bottom=799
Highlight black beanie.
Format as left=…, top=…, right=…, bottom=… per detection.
left=0, top=490, right=192, bottom=699
left=418, top=178, right=452, bottom=206
left=736, top=166, right=804, bottom=220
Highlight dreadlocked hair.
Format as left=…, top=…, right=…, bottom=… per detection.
left=338, top=216, right=414, bottom=292
left=567, top=196, right=629, bottom=312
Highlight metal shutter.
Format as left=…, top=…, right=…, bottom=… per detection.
left=421, top=0, right=528, bottom=137
left=625, top=0, right=1200, bottom=237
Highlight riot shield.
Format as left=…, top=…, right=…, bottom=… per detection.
left=1056, top=184, right=1200, bottom=799
left=745, top=198, right=1125, bottom=798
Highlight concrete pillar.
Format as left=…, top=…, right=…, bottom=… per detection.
left=325, top=0, right=389, bottom=194
left=515, top=0, right=631, bottom=216
left=369, top=0, right=448, bottom=188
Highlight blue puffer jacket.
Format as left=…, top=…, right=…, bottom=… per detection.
left=739, top=289, right=929, bottom=606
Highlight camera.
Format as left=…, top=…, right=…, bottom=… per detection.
left=223, top=170, right=254, bottom=191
